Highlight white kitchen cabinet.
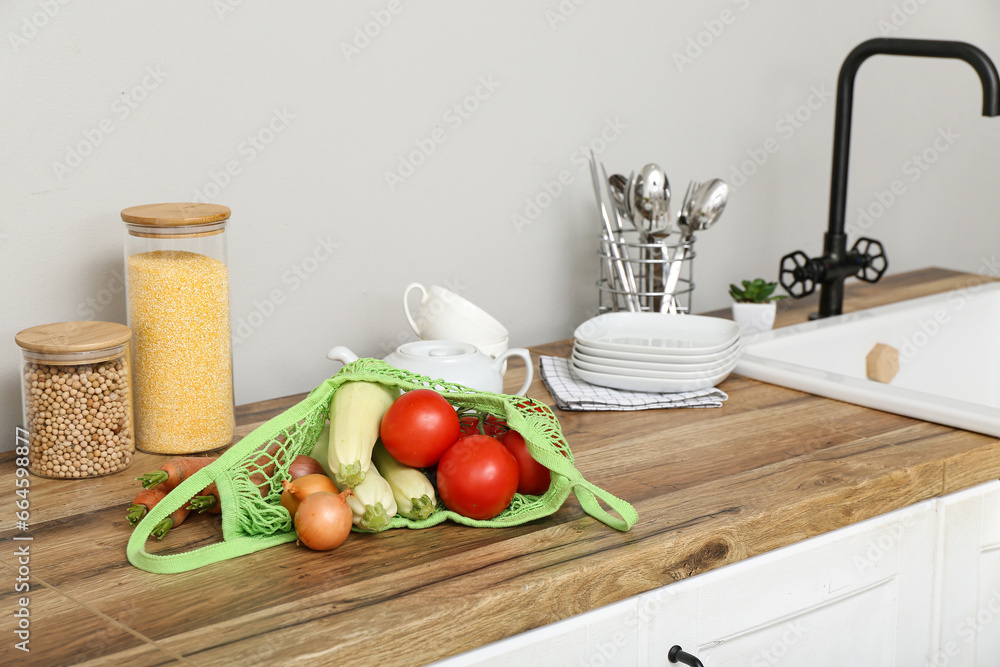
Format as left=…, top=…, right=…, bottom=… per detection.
left=433, top=481, right=1000, bottom=667
left=933, top=480, right=1000, bottom=666
left=431, top=594, right=644, bottom=667
left=639, top=497, right=938, bottom=666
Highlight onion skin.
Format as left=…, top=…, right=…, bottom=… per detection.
left=294, top=490, right=354, bottom=551
left=281, top=473, right=338, bottom=519
left=288, top=455, right=326, bottom=480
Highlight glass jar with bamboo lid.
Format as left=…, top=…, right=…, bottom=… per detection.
left=121, top=202, right=234, bottom=454
left=15, top=321, right=135, bottom=478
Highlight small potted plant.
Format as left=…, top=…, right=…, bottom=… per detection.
left=729, top=278, right=786, bottom=335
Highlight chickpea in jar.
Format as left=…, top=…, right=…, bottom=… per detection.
left=15, top=322, right=135, bottom=479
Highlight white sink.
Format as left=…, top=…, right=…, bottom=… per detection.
left=734, top=281, right=1000, bottom=437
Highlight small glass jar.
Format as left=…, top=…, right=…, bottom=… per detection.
left=15, top=321, right=135, bottom=478
left=121, top=203, right=234, bottom=454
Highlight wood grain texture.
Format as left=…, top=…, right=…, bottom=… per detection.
left=2, top=268, right=998, bottom=666
left=0, top=565, right=187, bottom=666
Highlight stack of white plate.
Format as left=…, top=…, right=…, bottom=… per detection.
left=571, top=312, right=742, bottom=392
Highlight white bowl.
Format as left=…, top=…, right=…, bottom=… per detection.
left=574, top=312, right=741, bottom=355
left=404, top=283, right=508, bottom=343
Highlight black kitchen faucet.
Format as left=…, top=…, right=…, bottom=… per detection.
left=779, top=37, right=1000, bottom=318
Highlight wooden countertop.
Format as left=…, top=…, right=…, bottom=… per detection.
left=3, top=268, right=999, bottom=666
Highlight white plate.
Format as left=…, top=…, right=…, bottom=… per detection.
left=574, top=312, right=741, bottom=355
left=572, top=363, right=734, bottom=393
left=573, top=338, right=741, bottom=364
left=571, top=346, right=741, bottom=373
left=572, top=353, right=736, bottom=379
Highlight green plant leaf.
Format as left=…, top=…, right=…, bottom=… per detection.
left=730, top=278, right=784, bottom=303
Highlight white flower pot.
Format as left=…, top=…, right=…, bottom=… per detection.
left=731, top=301, right=776, bottom=337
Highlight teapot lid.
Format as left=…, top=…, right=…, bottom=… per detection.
left=396, top=340, right=479, bottom=360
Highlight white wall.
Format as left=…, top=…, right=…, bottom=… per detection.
left=4, top=1, right=1000, bottom=450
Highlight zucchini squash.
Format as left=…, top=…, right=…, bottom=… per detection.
left=372, top=441, right=437, bottom=521
left=327, top=380, right=399, bottom=488
left=307, top=425, right=335, bottom=478
left=337, top=463, right=397, bottom=531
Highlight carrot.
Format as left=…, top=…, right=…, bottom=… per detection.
left=126, top=487, right=167, bottom=526
left=150, top=503, right=190, bottom=541
left=186, top=482, right=222, bottom=514
left=248, top=442, right=284, bottom=497
left=187, top=443, right=282, bottom=512
left=136, top=456, right=218, bottom=491
left=188, top=442, right=285, bottom=510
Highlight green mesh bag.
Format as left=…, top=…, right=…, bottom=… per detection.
left=127, top=359, right=638, bottom=574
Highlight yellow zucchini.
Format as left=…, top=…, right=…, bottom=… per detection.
left=337, top=463, right=397, bottom=531
left=372, top=441, right=437, bottom=521
left=327, top=380, right=399, bottom=488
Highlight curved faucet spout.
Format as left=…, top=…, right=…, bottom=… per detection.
left=815, top=37, right=1000, bottom=318
left=829, top=38, right=1000, bottom=239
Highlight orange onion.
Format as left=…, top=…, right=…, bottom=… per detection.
left=294, top=490, right=354, bottom=551
left=281, top=473, right=337, bottom=519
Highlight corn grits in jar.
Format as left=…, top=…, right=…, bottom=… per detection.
left=15, top=321, right=135, bottom=478
left=122, top=203, right=235, bottom=454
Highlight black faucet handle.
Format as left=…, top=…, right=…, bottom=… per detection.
left=850, top=237, right=888, bottom=283
left=779, top=250, right=819, bottom=298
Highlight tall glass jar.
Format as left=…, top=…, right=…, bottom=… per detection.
left=121, top=203, right=234, bottom=454
left=15, top=321, right=135, bottom=478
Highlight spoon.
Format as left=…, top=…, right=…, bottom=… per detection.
left=628, top=164, right=671, bottom=307
left=686, top=179, right=729, bottom=235
left=661, top=179, right=729, bottom=313
left=608, top=172, right=633, bottom=226
left=629, top=164, right=671, bottom=240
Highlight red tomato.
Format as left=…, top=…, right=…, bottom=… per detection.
left=458, top=413, right=508, bottom=439
left=501, top=429, right=551, bottom=495
left=380, top=389, right=460, bottom=468
left=515, top=399, right=546, bottom=412
left=436, top=435, right=519, bottom=520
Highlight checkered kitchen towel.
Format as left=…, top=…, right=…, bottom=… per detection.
left=539, top=356, right=728, bottom=411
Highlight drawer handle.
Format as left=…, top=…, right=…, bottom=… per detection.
left=668, top=644, right=704, bottom=667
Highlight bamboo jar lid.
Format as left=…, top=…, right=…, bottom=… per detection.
left=15, top=321, right=132, bottom=365
left=121, top=203, right=231, bottom=239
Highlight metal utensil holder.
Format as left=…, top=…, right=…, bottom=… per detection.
left=597, top=229, right=695, bottom=314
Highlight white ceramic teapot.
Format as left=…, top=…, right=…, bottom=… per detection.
left=326, top=340, right=533, bottom=396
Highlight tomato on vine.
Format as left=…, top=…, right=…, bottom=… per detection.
left=458, top=411, right=508, bottom=439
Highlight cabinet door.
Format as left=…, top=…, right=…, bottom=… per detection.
left=430, top=595, right=643, bottom=667
left=641, top=499, right=938, bottom=666
left=935, top=479, right=1000, bottom=667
